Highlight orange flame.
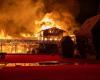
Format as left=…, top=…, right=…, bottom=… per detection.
left=0, top=30, right=12, bottom=39
left=35, top=14, right=62, bottom=32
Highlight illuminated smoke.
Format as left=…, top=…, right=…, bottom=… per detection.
left=0, top=0, right=80, bottom=37
left=36, top=0, right=80, bottom=35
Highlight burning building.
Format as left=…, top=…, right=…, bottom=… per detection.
left=0, top=39, right=39, bottom=54
left=39, top=27, right=65, bottom=41
left=0, top=0, right=80, bottom=54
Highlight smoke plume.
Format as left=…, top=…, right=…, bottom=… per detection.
left=0, top=0, right=80, bottom=37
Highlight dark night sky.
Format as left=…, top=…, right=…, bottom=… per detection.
left=77, top=0, right=100, bottom=24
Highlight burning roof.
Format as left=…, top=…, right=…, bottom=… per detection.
left=41, top=27, right=65, bottom=36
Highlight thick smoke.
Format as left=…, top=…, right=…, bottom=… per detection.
left=0, top=0, right=45, bottom=37
left=40, top=0, right=80, bottom=35
left=0, top=0, right=80, bottom=37
left=43, top=0, right=79, bottom=16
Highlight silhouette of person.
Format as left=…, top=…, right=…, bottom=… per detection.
left=61, top=36, right=75, bottom=58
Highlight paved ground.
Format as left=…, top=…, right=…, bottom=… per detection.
left=0, top=54, right=100, bottom=80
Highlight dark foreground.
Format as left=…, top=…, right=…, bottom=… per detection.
left=0, top=54, right=100, bottom=80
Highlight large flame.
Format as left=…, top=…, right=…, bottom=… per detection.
left=40, top=17, right=61, bottom=30
left=0, top=0, right=80, bottom=39
left=0, top=30, right=12, bottom=39
left=0, top=0, right=80, bottom=53
left=35, top=13, right=63, bottom=32
left=35, top=12, right=79, bottom=36
left=0, top=30, right=33, bottom=39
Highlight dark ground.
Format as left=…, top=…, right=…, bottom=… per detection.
left=0, top=54, right=100, bottom=80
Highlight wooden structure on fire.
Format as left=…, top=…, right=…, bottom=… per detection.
left=39, top=27, right=65, bottom=41
left=0, top=27, right=65, bottom=54
left=0, top=39, right=39, bottom=54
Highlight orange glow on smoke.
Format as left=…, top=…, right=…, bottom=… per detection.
left=41, top=17, right=61, bottom=30
left=0, top=12, right=78, bottom=53
left=34, top=12, right=79, bottom=37
left=35, top=14, right=62, bottom=32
